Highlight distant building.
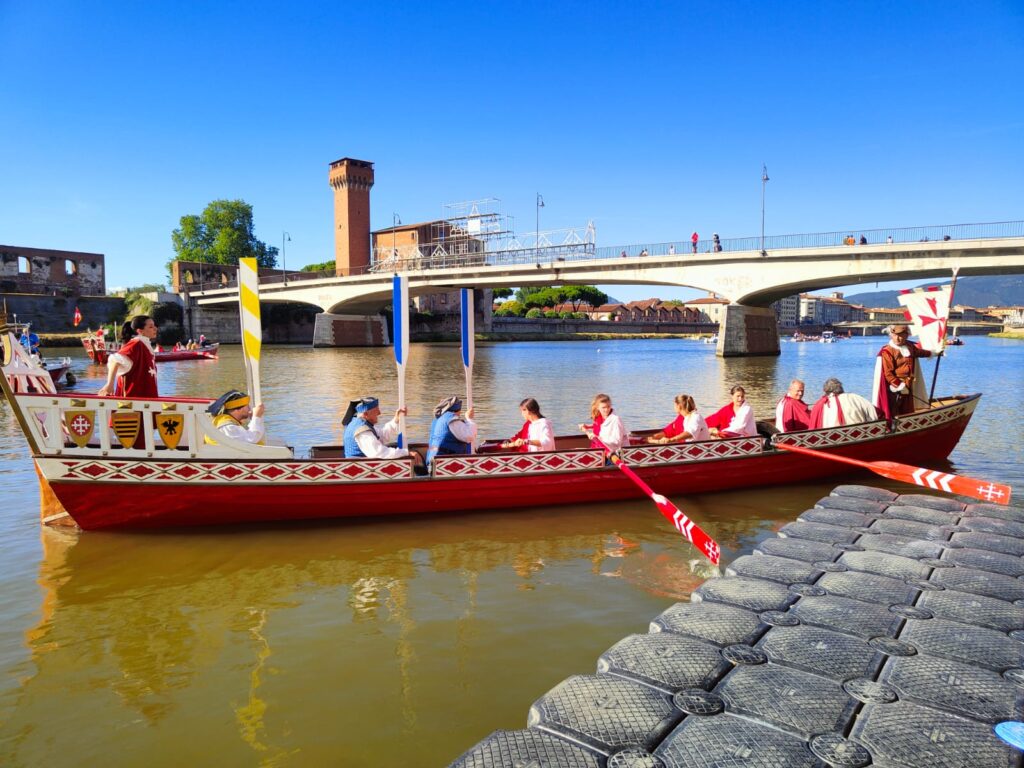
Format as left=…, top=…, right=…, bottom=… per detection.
left=771, top=295, right=800, bottom=327
left=985, top=306, right=1024, bottom=326
left=799, top=291, right=864, bottom=324
left=864, top=307, right=905, bottom=324
left=681, top=294, right=730, bottom=324
left=0, top=245, right=106, bottom=296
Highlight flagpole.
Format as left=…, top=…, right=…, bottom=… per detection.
left=460, top=289, right=475, bottom=411
left=929, top=267, right=960, bottom=403
left=393, top=275, right=409, bottom=448
left=237, top=258, right=262, bottom=404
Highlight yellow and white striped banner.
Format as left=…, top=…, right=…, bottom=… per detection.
left=238, top=257, right=262, bottom=404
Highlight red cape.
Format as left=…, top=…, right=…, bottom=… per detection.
left=777, top=396, right=811, bottom=432
left=809, top=395, right=844, bottom=429
left=705, top=403, right=735, bottom=431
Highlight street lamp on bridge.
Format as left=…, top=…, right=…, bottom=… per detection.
left=282, top=231, right=291, bottom=285
left=536, top=193, right=545, bottom=256
left=761, top=164, right=769, bottom=256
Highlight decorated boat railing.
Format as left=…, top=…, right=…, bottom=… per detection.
left=10, top=391, right=293, bottom=460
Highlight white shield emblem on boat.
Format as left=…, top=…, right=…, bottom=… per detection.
left=111, top=410, right=141, bottom=449
left=157, top=413, right=185, bottom=450
left=64, top=410, right=95, bottom=448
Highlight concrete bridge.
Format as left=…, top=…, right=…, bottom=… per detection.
left=191, top=229, right=1024, bottom=356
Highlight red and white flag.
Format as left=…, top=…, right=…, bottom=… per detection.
left=73, top=306, right=82, bottom=327
left=897, top=285, right=951, bottom=352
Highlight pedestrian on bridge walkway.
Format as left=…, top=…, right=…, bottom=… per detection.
left=691, top=231, right=699, bottom=253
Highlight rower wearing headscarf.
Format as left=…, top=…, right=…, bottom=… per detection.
left=204, top=389, right=266, bottom=445
left=342, top=396, right=411, bottom=460
left=425, top=395, right=477, bottom=466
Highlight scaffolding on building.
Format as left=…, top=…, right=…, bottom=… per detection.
left=371, top=197, right=596, bottom=273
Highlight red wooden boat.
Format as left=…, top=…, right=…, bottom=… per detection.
left=155, top=343, right=219, bottom=362
left=2, top=326, right=984, bottom=532
left=82, top=334, right=218, bottom=364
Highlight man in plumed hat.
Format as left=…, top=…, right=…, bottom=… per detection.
left=205, top=390, right=266, bottom=445
left=872, top=323, right=938, bottom=420
left=343, top=396, right=423, bottom=466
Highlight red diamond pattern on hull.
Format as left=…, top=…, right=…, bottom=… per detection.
left=775, top=421, right=889, bottom=449
left=432, top=450, right=604, bottom=478
left=52, top=458, right=413, bottom=483
left=896, top=405, right=965, bottom=433
left=621, top=437, right=763, bottom=466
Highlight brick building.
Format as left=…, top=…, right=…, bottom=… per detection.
left=0, top=245, right=106, bottom=295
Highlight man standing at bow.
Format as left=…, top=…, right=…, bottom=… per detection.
left=872, top=324, right=936, bottom=419
left=775, top=379, right=811, bottom=432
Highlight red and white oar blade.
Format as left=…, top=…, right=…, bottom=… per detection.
left=652, top=493, right=721, bottom=565
left=872, top=461, right=1013, bottom=505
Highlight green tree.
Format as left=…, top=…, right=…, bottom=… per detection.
left=301, top=260, right=336, bottom=272
left=525, top=308, right=543, bottom=319
left=494, top=300, right=526, bottom=317
left=562, top=285, right=608, bottom=310
left=492, top=287, right=514, bottom=299
left=170, top=199, right=278, bottom=269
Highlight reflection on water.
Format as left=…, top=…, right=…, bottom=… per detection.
left=0, top=337, right=1021, bottom=765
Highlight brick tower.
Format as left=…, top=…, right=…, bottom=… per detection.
left=328, top=158, right=375, bottom=275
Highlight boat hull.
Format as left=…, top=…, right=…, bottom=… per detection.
left=155, top=344, right=218, bottom=362
left=40, top=396, right=979, bottom=530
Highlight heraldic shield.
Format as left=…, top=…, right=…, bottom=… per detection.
left=157, top=413, right=185, bottom=450
left=111, top=410, right=142, bottom=449
left=64, top=410, right=96, bottom=448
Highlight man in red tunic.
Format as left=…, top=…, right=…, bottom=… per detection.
left=872, top=324, right=934, bottom=420
left=98, top=316, right=159, bottom=398
left=775, top=379, right=811, bottom=432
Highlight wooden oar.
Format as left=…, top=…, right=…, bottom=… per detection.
left=392, top=275, right=410, bottom=448
left=237, top=258, right=262, bottom=404
left=460, top=288, right=475, bottom=411
left=775, top=441, right=1012, bottom=505
left=592, top=437, right=721, bottom=565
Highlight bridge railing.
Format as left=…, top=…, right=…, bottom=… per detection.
left=186, top=219, right=1024, bottom=294
left=595, top=219, right=1024, bottom=259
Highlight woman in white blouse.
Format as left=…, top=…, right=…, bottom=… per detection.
left=502, top=397, right=556, bottom=452
left=579, top=393, right=629, bottom=453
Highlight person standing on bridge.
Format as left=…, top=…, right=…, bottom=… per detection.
left=691, top=231, right=699, bottom=253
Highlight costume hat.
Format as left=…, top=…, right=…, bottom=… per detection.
left=343, top=396, right=380, bottom=426
left=208, top=390, right=250, bottom=416
left=433, top=395, right=462, bottom=418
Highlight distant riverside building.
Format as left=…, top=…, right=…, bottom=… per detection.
left=798, top=291, right=865, bottom=324
left=771, top=295, right=800, bottom=327
left=864, top=307, right=906, bottom=324
left=985, top=306, right=1024, bottom=326
left=0, top=245, right=106, bottom=295
left=681, top=294, right=730, bottom=324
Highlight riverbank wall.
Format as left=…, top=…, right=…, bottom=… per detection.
left=450, top=484, right=1024, bottom=767
left=0, top=293, right=126, bottom=332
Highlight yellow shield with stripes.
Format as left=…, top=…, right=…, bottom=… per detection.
left=156, top=413, right=185, bottom=450
left=111, top=411, right=142, bottom=449
left=64, top=410, right=95, bottom=448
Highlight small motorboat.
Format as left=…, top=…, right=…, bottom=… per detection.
left=945, top=336, right=964, bottom=346
left=702, top=335, right=718, bottom=345
left=820, top=330, right=838, bottom=343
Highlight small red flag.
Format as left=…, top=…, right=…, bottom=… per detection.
left=73, top=307, right=82, bottom=327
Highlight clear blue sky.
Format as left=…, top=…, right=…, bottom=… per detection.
left=2, top=1, right=1022, bottom=302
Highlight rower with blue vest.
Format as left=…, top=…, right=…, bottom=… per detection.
left=205, top=389, right=266, bottom=445
left=342, top=396, right=425, bottom=469
left=426, top=395, right=477, bottom=466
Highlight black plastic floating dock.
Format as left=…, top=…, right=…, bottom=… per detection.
left=448, top=485, right=1024, bottom=768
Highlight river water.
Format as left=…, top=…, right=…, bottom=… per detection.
left=1, top=336, right=1020, bottom=766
